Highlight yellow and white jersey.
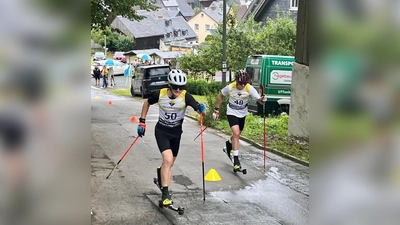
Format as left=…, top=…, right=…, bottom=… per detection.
left=221, top=83, right=261, bottom=118
left=147, top=88, right=200, bottom=132
left=157, top=88, right=187, bottom=128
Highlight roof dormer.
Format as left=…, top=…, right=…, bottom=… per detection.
left=165, top=19, right=172, bottom=26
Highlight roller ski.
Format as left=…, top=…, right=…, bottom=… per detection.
left=153, top=167, right=185, bottom=215
left=223, top=141, right=247, bottom=174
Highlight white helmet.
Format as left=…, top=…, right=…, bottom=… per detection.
left=168, top=69, right=187, bottom=85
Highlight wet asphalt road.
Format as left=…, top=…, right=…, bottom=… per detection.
left=91, top=86, right=309, bottom=225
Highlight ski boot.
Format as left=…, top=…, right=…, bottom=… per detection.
left=224, top=140, right=233, bottom=161
left=157, top=166, right=161, bottom=187
left=233, top=157, right=247, bottom=174
left=161, top=189, right=173, bottom=206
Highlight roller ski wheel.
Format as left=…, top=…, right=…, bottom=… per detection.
left=157, top=200, right=185, bottom=215
left=154, top=177, right=184, bottom=215
left=233, top=167, right=247, bottom=174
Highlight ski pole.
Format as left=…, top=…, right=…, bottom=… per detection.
left=263, top=115, right=266, bottom=172
left=200, top=114, right=206, bottom=202
left=259, top=84, right=266, bottom=172
left=106, top=135, right=140, bottom=179
left=193, top=126, right=208, bottom=141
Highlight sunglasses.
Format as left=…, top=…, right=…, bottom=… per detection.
left=171, top=85, right=185, bottom=90
left=238, top=81, right=248, bottom=86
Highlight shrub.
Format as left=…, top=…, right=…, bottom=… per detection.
left=202, top=92, right=229, bottom=126
left=186, top=80, right=223, bottom=95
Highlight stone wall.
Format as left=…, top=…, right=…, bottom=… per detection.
left=288, top=62, right=309, bottom=138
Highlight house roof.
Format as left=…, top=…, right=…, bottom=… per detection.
left=170, top=41, right=194, bottom=48
left=152, top=0, right=166, bottom=8
left=203, top=8, right=224, bottom=23
left=175, top=0, right=195, bottom=18
left=242, top=0, right=270, bottom=21
left=124, top=49, right=162, bottom=56
left=115, top=10, right=197, bottom=43
left=114, top=16, right=165, bottom=38
left=153, top=0, right=195, bottom=18
left=162, top=0, right=179, bottom=7
left=137, top=10, right=197, bottom=43
left=151, top=51, right=186, bottom=59
left=158, top=17, right=198, bottom=42
left=236, top=5, right=248, bottom=21
left=165, top=9, right=182, bottom=18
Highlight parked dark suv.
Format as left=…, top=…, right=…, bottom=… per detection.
left=130, top=65, right=170, bottom=98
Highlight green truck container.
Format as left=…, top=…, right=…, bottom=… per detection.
left=245, top=55, right=295, bottom=115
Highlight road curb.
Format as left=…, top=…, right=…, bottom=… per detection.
left=185, top=114, right=309, bottom=167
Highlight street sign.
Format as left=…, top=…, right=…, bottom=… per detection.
left=222, top=61, right=227, bottom=72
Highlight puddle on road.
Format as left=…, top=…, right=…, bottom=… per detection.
left=242, top=153, right=309, bottom=196
left=172, top=175, right=194, bottom=186
left=210, top=177, right=309, bottom=225
left=268, top=166, right=281, bottom=180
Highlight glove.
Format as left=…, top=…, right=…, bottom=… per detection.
left=260, top=95, right=267, bottom=102
left=212, top=108, right=219, bottom=120
left=198, top=103, right=206, bottom=114
left=137, top=118, right=146, bottom=137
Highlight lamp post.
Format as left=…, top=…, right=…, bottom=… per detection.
left=222, top=0, right=227, bottom=86
left=104, top=35, right=107, bottom=56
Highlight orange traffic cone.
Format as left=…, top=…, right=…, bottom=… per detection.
left=108, top=101, right=113, bottom=105
left=130, top=116, right=138, bottom=122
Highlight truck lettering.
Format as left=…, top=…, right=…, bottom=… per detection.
left=270, top=70, right=292, bottom=85
left=278, top=90, right=291, bottom=94
left=272, top=73, right=291, bottom=80
left=271, top=60, right=293, bottom=66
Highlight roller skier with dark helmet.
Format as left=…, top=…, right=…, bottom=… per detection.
left=137, top=69, right=206, bottom=209
left=213, top=70, right=267, bottom=173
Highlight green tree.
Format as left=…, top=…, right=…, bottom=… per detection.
left=178, top=12, right=296, bottom=77
left=194, top=7, right=201, bottom=14
left=91, top=0, right=158, bottom=29
left=91, top=27, right=113, bottom=48
left=114, top=35, right=135, bottom=52
left=261, top=12, right=297, bottom=56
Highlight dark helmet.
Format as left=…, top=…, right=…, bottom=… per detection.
left=235, top=70, right=250, bottom=83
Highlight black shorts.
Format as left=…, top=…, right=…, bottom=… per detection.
left=227, top=115, right=246, bottom=131
left=155, top=126, right=182, bottom=157
left=94, top=74, right=100, bottom=80
left=0, top=116, right=26, bottom=152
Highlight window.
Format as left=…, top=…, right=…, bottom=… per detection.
left=165, top=19, right=172, bottom=26
left=195, top=24, right=199, bottom=31
left=201, top=13, right=204, bottom=18
left=173, top=29, right=180, bottom=36
left=290, top=0, right=298, bottom=10
left=182, top=29, right=188, bottom=36
left=148, top=67, right=170, bottom=77
left=205, top=24, right=210, bottom=31
left=245, top=67, right=260, bottom=85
